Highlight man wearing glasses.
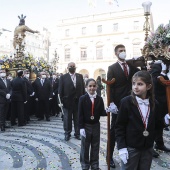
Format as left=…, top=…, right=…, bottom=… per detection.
left=58, top=62, right=85, bottom=141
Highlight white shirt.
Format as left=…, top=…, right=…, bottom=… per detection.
left=87, top=92, right=97, bottom=103
left=136, top=96, right=150, bottom=128
left=117, top=60, right=129, bottom=74
left=69, top=73, right=76, bottom=87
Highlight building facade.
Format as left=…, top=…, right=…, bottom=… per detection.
left=51, top=8, right=154, bottom=79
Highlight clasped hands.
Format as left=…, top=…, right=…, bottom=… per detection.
left=106, top=102, right=118, bottom=114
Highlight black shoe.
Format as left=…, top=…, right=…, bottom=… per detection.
left=18, top=123, right=26, bottom=127
left=65, top=136, right=70, bottom=141
left=1, top=126, right=5, bottom=131
left=11, top=122, right=17, bottom=126
left=5, top=125, right=11, bottom=128
left=155, top=145, right=170, bottom=152
left=75, top=135, right=81, bottom=140
left=164, top=127, right=169, bottom=131
left=38, top=118, right=43, bottom=121
left=46, top=118, right=50, bottom=121
left=110, top=159, right=116, bottom=168
left=152, top=149, right=159, bottom=158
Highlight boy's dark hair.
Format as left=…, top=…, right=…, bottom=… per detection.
left=85, top=78, right=96, bottom=86
left=114, top=44, right=125, bottom=53
left=17, top=70, right=23, bottom=77
left=131, top=70, right=155, bottom=110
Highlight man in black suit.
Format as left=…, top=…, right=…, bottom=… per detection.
left=11, top=70, right=27, bottom=126
left=34, top=71, right=53, bottom=121
left=149, top=62, right=170, bottom=154
left=49, top=73, right=60, bottom=117
left=107, top=44, right=139, bottom=168
left=58, top=62, right=85, bottom=141
left=23, top=70, right=34, bottom=123
left=0, top=69, right=11, bottom=131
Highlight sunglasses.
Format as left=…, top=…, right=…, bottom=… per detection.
left=88, top=85, right=96, bottom=87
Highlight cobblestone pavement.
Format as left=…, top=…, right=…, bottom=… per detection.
left=0, top=115, right=170, bottom=170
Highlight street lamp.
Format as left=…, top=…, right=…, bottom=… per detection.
left=142, top=1, right=152, bottom=41
left=52, top=49, right=59, bottom=72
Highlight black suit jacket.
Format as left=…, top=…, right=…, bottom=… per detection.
left=34, top=78, right=53, bottom=100
left=0, top=78, right=11, bottom=103
left=11, top=77, right=27, bottom=102
left=115, top=96, right=164, bottom=150
left=107, top=62, right=139, bottom=108
left=78, top=93, right=107, bottom=129
left=23, top=77, right=34, bottom=99
left=52, top=78, right=59, bottom=95
left=58, top=73, right=85, bottom=109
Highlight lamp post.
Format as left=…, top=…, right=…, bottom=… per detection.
left=142, top=1, right=152, bottom=41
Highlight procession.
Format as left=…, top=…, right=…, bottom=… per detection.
left=0, top=0, right=170, bottom=170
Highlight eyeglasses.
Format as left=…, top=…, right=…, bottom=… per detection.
left=88, top=85, right=96, bottom=87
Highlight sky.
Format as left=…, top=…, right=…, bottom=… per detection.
left=0, top=0, right=170, bottom=33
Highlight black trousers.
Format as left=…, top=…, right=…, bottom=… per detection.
left=155, top=101, right=167, bottom=147
left=49, top=95, right=59, bottom=115
left=38, top=100, right=50, bottom=119
left=121, top=147, right=152, bottom=170
left=24, top=97, right=32, bottom=122
left=11, top=101, right=24, bottom=125
left=63, top=102, right=79, bottom=137
left=80, top=123, right=100, bottom=170
left=108, top=113, right=117, bottom=160
left=0, top=103, right=7, bottom=126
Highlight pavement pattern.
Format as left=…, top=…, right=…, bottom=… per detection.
left=0, top=115, right=170, bottom=170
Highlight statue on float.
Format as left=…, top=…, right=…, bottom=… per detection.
left=13, top=14, right=39, bottom=49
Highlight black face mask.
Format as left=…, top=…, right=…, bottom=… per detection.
left=69, top=67, right=76, bottom=73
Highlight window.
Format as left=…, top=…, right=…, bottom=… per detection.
left=97, top=25, right=102, bottom=33
left=82, top=27, right=86, bottom=35
left=65, top=48, right=70, bottom=61
left=96, top=46, right=103, bottom=59
left=65, top=29, right=69, bottom=37
left=134, top=21, right=140, bottom=30
left=80, top=48, right=87, bottom=60
left=113, top=23, right=118, bottom=32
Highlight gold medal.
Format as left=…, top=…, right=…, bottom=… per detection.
left=143, top=130, right=149, bottom=137
left=90, top=116, right=94, bottom=120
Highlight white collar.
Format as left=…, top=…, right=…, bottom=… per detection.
left=88, top=92, right=97, bottom=99
left=136, top=96, right=149, bottom=106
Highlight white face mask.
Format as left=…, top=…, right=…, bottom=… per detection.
left=84, top=77, right=88, bottom=81
left=52, top=75, right=56, bottom=79
left=8, top=76, right=12, bottom=80
left=119, top=52, right=126, bottom=60
left=25, top=74, right=29, bottom=79
left=0, top=73, right=6, bottom=77
left=41, top=75, right=46, bottom=79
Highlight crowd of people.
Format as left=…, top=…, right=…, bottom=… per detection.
left=0, top=44, right=170, bottom=170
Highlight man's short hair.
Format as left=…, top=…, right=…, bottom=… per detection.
left=114, top=44, right=125, bottom=53
left=17, top=70, right=23, bottom=77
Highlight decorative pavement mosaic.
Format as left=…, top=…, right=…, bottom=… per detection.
left=0, top=115, right=169, bottom=170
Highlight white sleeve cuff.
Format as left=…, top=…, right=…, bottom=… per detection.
left=161, top=72, right=166, bottom=76
left=118, top=148, right=128, bottom=155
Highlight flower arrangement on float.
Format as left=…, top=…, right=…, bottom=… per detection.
left=145, top=21, right=170, bottom=59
